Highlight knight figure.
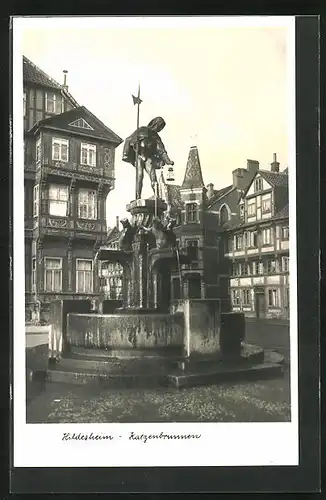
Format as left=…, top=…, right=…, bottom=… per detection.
left=122, top=116, right=174, bottom=199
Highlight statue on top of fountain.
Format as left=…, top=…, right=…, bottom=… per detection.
left=122, top=116, right=174, bottom=199
left=140, top=216, right=177, bottom=250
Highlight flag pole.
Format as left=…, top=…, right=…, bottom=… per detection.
left=135, top=83, right=140, bottom=199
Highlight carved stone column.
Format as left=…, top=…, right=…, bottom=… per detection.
left=69, top=177, right=76, bottom=218
left=97, top=182, right=104, bottom=223
left=40, top=179, right=48, bottom=216
left=131, top=230, right=149, bottom=309
left=37, top=238, right=44, bottom=292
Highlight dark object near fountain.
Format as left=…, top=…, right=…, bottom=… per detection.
left=219, top=312, right=245, bottom=361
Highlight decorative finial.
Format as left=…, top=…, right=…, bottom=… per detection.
left=190, top=133, right=198, bottom=147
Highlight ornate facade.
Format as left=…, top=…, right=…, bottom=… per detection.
left=24, top=56, right=122, bottom=322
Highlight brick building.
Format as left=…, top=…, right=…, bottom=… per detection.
left=23, top=56, right=122, bottom=322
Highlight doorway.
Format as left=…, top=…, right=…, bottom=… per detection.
left=188, top=275, right=201, bottom=299
left=255, top=290, right=266, bottom=319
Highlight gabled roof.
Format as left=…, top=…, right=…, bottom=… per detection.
left=181, top=146, right=205, bottom=189
left=23, top=55, right=80, bottom=108
left=242, top=169, right=288, bottom=198
left=31, top=106, right=123, bottom=145
left=107, top=226, right=121, bottom=243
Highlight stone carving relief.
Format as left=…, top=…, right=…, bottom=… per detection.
left=48, top=218, right=67, bottom=228
left=76, top=221, right=96, bottom=230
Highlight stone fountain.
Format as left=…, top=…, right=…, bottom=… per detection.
left=45, top=116, right=285, bottom=389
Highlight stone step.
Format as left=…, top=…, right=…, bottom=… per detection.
left=47, top=368, right=171, bottom=389
left=47, top=361, right=284, bottom=389
left=54, top=356, right=178, bottom=375
left=67, top=345, right=184, bottom=360
left=168, top=362, right=285, bottom=389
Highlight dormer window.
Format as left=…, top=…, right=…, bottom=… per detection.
left=240, top=204, right=244, bottom=218
left=81, top=143, right=96, bottom=167
left=254, top=177, right=263, bottom=192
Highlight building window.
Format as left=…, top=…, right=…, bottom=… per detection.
left=36, top=138, right=41, bottom=163
left=45, top=92, right=56, bottom=113
left=252, top=260, right=263, bottom=275
left=262, top=227, right=272, bottom=245
left=78, top=189, right=97, bottom=219
left=81, top=143, right=97, bottom=166
left=44, top=258, right=62, bottom=292
left=23, top=92, right=26, bottom=117
left=242, top=289, right=251, bottom=306
left=231, top=290, right=240, bottom=306
left=220, top=204, right=229, bottom=224
left=108, top=276, right=122, bottom=299
left=282, top=256, right=289, bottom=272
left=234, top=234, right=243, bottom=250
left=186, top=203, right=198, bottom=223
left=31, top=258, right=36, bottom=291
left=33, top=184, right=39, bottom=216
left=186, top=239, right=199, bottom=261
left=254, top=178, right=263, bottom=192
left=262, top=196, right=271, bottom=213
left=282, top=226, right=289, bottom=240
left=52, top=137, right=69, bottom=162
left=240, top=204, right=244, bottom=218
left=248, top=230, right=258, bottom=247
left=49, top=184, right=69, bottom=217
left=239, top=262, right=250, bottom=276
left=267, top=259, right=277, bottom=274
left=268, top=289, right=279, bottom=307
left=76, top=259, right=93, bottom=293
left=248, top=200, right=256, bottom=216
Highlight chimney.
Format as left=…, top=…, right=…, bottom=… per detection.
left=206, top=183, right=214, bottom=199
left=62, top=70, right=68, bottom=90
left=116, top=216, right=119, bottom=229
left=246, top=159, right=259, bottom=173
left=232, top=168, right=248, bottom=189
left=270, top=152, right=280, bottom=172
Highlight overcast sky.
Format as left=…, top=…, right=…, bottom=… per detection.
left=19, top=17, right=294, bottom=228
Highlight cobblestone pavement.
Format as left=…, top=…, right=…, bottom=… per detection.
left=27, top=368, right=291, bottom=424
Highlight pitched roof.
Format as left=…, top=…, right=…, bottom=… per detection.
left=23, top=55, right=80, bottom=108
left=259, top=170, right=289, bottom=187
left=242, top=169, right=288, bottom=198
left=107, top=226, right=121, bottom=243
left=181, top=146, right=205, bottom=189
left=31, top=106, right=123, bottom=145
left=207, top=184, right=234, bottom=207
left=274, top=203, right=289, bottom=219
left=23, top=56, right=62, bottom=89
